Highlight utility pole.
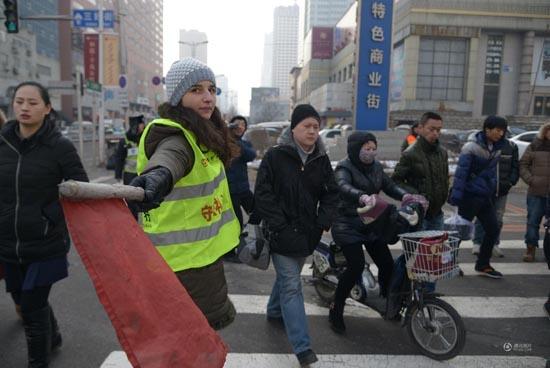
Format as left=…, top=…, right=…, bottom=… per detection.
left=98, top=0, right=105, bottom=164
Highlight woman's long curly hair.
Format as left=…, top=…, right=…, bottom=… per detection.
left=157, top=102, right=240, bottom=167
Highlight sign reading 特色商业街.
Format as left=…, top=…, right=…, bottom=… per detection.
left=353, top=0, right=393, bottom=131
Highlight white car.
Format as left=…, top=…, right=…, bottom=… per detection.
left=319, top=128, right=343, bottom=146
left=510, top=131, right=538, bottom=158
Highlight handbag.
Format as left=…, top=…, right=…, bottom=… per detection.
left=238, top=221, right=271, bottom=270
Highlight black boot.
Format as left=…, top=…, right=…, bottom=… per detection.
left=328, top=302, right=346, bottom=334
left=49, top=305, right=62, bottom=351
left=22, top=306, right=52, bottom=368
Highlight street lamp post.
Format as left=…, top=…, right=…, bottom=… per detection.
left=178, top=40, right=208, bottom=59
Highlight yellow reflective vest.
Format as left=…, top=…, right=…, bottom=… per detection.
left=123, top=138, right=138, bottom=174
left=136, top=118, right=240, bottom=272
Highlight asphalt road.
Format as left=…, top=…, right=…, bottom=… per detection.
left=1, top=144, right=548, bottom=368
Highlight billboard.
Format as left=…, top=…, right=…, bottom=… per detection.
left=84, top=34, right=99, bottom=82
left=103, top=34, right=120, bottom=86
left=390, top=43, right=405, bottom=102
left=354, top=0, right=393, bottom=131
left=334, top=2, right=357, bottom=56
left=531, top=38, right=550, bottom=87
left=311, top=27, right=333, bottom=59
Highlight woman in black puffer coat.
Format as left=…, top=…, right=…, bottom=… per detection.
left=0, top=82, right=88, bottom=368
left=329, top=131, right=408, bottom=334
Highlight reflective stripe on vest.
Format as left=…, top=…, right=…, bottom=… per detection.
left=136, top=118, right=240, bottom=272
left=124, top=138, right=138, bottom=174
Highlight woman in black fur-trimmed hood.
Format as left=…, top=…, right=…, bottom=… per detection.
left=0, top=81, right=88, bottom=367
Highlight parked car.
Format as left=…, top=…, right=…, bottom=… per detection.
left=243, top=122, right=289, bottom=157
left=319, top=128, right=342, bottom=146
left=510, top=131, right=538, bottom=158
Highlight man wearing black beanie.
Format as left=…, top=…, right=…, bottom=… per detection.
left=253, top=103, right=338, bottom=366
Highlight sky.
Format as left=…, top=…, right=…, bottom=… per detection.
left=163, top=0, right=299, bottom=116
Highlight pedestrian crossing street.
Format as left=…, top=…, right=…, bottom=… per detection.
left=101, top=240, right=550, bottom=368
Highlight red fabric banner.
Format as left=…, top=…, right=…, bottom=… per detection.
left=84, top=34, right=99, bottom=82
left=61, top=198, right=228, bottom=368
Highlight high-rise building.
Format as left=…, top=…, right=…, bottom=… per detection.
left=303, top=0, right=354, bottom=37
left=272, top=5, right=299, bottom=100
left=261, top=33, right=273, bottom=87
left=118, top=0, right=164, bottom=116
left=179, top=29, right=208, bottom=63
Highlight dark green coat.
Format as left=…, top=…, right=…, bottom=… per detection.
left=392, top=136, right=449, bottom=218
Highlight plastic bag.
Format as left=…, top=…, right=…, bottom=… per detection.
left=444, top=211, right=473, bottom=240
left=238, top=222, right=270, bottom=270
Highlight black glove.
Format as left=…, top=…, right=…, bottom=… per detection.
left=128, top=166, right=173, bottom=212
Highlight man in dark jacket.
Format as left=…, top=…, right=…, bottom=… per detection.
left=227, top=115, right=256, bottom=230
left=254, top=104, right=339, bottom=367
left=114, top=115, right=145, bottom=185
left=224, top=115, right=256, bottom=261
left=392, top=112, right=449, bottom=230
left=449, top=116, right=507, bottom=278
left=472, top=136, right=519, bottom=257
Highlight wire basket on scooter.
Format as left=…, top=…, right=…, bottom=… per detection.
left=399, top=230, right=461, bottom=283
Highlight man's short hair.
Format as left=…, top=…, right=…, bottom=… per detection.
left=419, top=112, right=443, bottom=125
left=483, top=115, right=507, bottom=131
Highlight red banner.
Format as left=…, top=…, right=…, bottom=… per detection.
left=62, top=198, right=228, bottom=368
left=84, top=34, right=99, bottom=82
left=311, top=27, right=333, bottom=59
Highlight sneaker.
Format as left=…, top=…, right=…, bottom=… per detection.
left=472, top=243, right=480, bottom=255
left=544, top=300, right=550, bottom=320
left=475, top=265, right=503, bottom=279
left=492, top=245, right=504, bottom=258
left=296, top=349, right=318, bottom=367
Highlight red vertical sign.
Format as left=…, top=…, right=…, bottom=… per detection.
left=84, top=34, right=99, bottom=82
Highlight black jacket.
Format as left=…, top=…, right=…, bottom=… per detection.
left=335, top=158, right=407, bottom=217
left=498, top=138, right=519, bottom=196
left=254, top=136, right=339, bottom=257
left=0, top=119, right=88, bottom=264
left=227, top=137, right=256, bottom=194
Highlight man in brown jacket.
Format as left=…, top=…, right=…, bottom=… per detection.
left=519, top=122, right=550, bottom=262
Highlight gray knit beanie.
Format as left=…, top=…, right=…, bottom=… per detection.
left=165, top=57, right=216, bottom=106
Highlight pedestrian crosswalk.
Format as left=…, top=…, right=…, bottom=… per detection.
left=102, top=351, right=548, bottom=368
left=100, top=242, right=550, bottom=368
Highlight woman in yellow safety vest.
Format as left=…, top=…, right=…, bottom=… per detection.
left=129, top=58, right=241, bottom=330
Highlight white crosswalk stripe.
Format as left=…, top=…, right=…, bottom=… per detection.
left=101, top=351, right=547, bottom=368
left=301, top=262, right=549, bottom=277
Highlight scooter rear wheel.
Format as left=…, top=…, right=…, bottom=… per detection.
left=312, top=267, right=337, bottom=305
left=406, top=297, right=466, bottom=361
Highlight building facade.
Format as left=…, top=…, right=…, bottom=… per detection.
left=272, top=5, right=299, bottom=100
left=292, top=0, right=550, bottom=128
left=178, top=29, right=208, bottom=63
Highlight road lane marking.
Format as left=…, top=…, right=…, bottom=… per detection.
left=227, top=294, right=548, bottom=319
left=101, top=351, right=547, bottom=368
left=302, top=262, right=550, bottom=277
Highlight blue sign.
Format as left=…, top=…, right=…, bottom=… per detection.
left=119, top=75, right=127, bottom=88
left=73, top=10, right=99, bottom=28
left=103, top=10, right=114, bottom=29
left=73, top=9, right=114, bottom=29
left=354, top=0, right=394, bottom=131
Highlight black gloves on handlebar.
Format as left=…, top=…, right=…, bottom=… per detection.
left=128, top=166, right=173, bottom=212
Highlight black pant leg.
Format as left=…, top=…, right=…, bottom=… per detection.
left=475, top=200, right=499, bottom=268
left=334, top=244, right=365, bottom=308
left=230, top=193, right=244, bottom=231
left=364, top=238, right=394, bottom=297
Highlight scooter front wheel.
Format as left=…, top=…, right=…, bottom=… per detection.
left=312, top=266, right=337, bottom=305
left=406, top=297, right=466, bottom=361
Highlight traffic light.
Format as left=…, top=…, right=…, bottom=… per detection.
left=3, top=0, right=19, bottom=34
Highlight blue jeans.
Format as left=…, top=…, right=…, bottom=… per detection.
left=422, top=211, right=444, bottom=231
left=525, top=195, right=547, bottom=247
left=473, top=195, right=507, bottom=246
left=267, top=254, right=310, bottom=355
